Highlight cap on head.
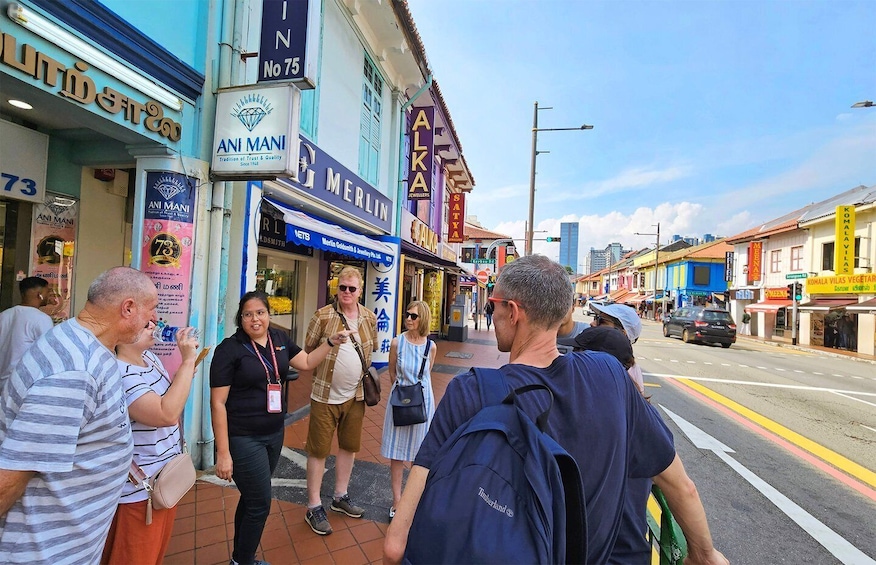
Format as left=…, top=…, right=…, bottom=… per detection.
left=572, top=325, right=634, bottom=366
left=590, top=303, right=642, bottom=344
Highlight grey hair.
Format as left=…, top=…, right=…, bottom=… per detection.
left=87, top=267, right=155, bottom=307
left=495, top=255, right=573, bottom=329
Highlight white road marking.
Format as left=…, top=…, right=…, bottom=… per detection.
left=829, top=391, right=876, bottom=408
left=721, top=363, right=731, bottom=366
left=833, top=374, right=843, bottom=377
left=644, top=373, right=876, bottom=397
left=851, top=376, right=863, bottom=380
left=775, top=368, right=786, bottom=372
left=739, top=364, right=749, bottom=368
left=756, top=366, right=767, bottom=369
left=814, top=372, right=824, bottom=375
left=704, top=362, right=713, bottom=365
left=687, top=360, right=696, bottom=364
left=661, top=407, right=875, bottom=565
left=670, top=359, right=679, bottom=363
left=793, top=370, right=804, bottom=373
left=861, top=425, right=876, bottom=434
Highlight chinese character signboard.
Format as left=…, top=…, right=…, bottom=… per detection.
left=365, top=237, right=400, bottom=367
left=407, top=107, right=434, bottom=200
left=835, top=206, right=855, bottom=275
left=141, top=172, right=198, bottom=375
left=747, top=241, right=762, bottom=284
left=447, top=192, right=465, bottom=243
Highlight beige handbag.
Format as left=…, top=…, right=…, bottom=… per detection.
left=128, top=428, right=196, bottom=524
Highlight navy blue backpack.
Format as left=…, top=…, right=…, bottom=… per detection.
left=404, top=368, right=587, bottom=564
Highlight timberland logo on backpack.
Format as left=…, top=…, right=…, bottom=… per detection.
left=478, top=487, right=514, bottom=517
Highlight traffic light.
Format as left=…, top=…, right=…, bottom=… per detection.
left=786, top=284, right=794, bottom=300
left=794, top=282, right=803, bottom=301
left=546, top=236, right=561, bottom=243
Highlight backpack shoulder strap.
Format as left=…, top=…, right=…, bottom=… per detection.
left=473, top=367, right=510, bottom=408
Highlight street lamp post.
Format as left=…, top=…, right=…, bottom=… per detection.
left=635, top=223, right=661, bottom=320
left=525, top=101, right=593, bottom=256
left=851, top=100, right=874, bottom=108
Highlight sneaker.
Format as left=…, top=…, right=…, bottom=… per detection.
left=330, top=494, right=364, bottom=518
left=305, top=506, right=333, bottom=535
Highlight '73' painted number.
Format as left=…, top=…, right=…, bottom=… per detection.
left=1, top=173, right=38, bottom=196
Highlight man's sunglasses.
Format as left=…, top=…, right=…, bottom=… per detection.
left=404, top=312, right=420, bottom=320
left=338, top=284, right=358, bottom=293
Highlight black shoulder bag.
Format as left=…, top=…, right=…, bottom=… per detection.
left=337, top=307, right=381, bottom=406
left=390, top=338, right=430, bottom=426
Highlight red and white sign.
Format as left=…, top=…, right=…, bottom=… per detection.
left=476, top=270, right=490, bottom=284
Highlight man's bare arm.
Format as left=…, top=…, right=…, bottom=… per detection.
left=383, top=465, right=429, bottom=564
left=0, top=469, right=34, bottom=517
left=653, top=455, right=729, bottom=565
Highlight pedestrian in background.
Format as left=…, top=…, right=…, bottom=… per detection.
left=211, top=291, right=349, bottom=565
left=381, top=301, right=436, bottom=520
left=741, top=311, right=751, bottom=335
left=102, top=325, right=200, bottom=564
left=303, top=267, right=377, bottom=536
left=484, top=299, right=494, bottom=331
left=588, top=302, right=645, bottom=395
left=0, top=267, right=158, bottom=564
left=0, top=276, right=54, bottom=381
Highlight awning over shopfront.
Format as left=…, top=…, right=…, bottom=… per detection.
left=589, top=293, right=610, bottom=302
left=265, top=197, right=394, bottom=265
left=846, top=298, right=876, bottom=312
left=628, top=293, right=651, bottom=304
left=798, top=298, right=859, bottom=312
left=400, top=241, right=461, bottom=270
left=745, top=300, right=792, bottom=313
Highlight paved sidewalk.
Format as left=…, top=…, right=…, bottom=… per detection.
left=166, top=325, right=506, bottom=565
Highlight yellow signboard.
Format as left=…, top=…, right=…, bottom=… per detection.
left=835, top=206, right=855, bottom=275
left=806, top=274, right=875, bottom=294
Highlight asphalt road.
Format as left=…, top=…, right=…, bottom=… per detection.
left=628, top=315, right=876, bottom=565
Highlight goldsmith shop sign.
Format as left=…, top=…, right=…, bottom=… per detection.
left=0, top=32, right=182, bottom=141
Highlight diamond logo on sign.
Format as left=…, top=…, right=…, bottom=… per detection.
left=155, top=176, right=186, bottom=200
left=231, top=94, right=274, bottom=132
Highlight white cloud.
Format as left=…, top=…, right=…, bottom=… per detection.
left=542, top=164, right=693, bottom=202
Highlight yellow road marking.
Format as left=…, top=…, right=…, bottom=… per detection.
left=676, top=378, right=876, bottom=489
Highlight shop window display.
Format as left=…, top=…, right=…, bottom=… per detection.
left=256, top=256, right=301, bottom=338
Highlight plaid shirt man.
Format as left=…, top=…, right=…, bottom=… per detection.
left=304, top=303, right=377, bottom=403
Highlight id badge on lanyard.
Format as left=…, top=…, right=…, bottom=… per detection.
left=267, top=383, right=282, bottom=413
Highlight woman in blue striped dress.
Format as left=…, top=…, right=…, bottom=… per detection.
left=381, top=300, right=436, bottom=519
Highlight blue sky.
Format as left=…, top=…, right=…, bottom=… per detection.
left=406, top=0, right=876, bottom=262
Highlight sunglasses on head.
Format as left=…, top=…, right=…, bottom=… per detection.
left=338, top=284, right=358, bottom=293
left=404, top=312, right=419, bottom=320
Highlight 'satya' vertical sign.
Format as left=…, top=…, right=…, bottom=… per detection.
left=407, top=107, right=434, bottom=200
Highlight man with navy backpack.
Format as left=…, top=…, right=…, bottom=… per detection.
left=384, top=255, right=728, bottom=565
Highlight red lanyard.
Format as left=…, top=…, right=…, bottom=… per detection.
left=250, top=334, right=281, bottom=385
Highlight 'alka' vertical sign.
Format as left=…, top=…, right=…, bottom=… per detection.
left=407, top=107, right=434, bottom=200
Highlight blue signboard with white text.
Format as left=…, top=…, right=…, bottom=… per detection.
left=258, top=0, right=318, bottom=87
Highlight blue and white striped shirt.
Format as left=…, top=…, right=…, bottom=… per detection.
left=0, top=318, right=133, bottom=564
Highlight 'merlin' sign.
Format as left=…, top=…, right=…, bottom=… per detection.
left=834, top=205, right=855, bottom=275
left=447, top=192, right=465, bottom=243
left=747, top=241, right=762, bottom=284
left=407, top=107, right=434, bottom=200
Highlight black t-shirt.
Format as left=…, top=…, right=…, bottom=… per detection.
left=210, top=327, right=302, bottom=436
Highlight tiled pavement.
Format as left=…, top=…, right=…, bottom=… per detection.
left=165, top=324, right=507, bottom=565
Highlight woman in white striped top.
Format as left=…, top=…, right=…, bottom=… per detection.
left=101, top=325, right=200, bottom=565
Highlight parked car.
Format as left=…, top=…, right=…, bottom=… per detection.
left=662, top=306, right=736, bottom=348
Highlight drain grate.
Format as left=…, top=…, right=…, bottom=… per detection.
left=444, top=351, right=473, bottom=359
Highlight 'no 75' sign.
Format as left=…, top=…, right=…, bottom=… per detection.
left=258, top=0, right=319, bottom=89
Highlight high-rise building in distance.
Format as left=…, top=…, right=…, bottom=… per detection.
left=559, top=222, right=579, bottom=272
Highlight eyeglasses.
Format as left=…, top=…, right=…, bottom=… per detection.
left=487, top=296, right=525, bottom=309
left=404, top=312, right=420, bottom=320
left=242, top=309, right=268, bottom=320
left=338, top=284, right=358, bottom=293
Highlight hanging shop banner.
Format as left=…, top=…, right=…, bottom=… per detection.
left=747, top=241, right=762, bottom=284
left=365, top=237, right=401, bottom=368
left=30, top=194, right=78, bottom=323
left=835, top=206, right=855, bottom=276
left=447, top=192, right=465, bottom=243
left=275, top=136, right=393, bottom=233
left=407, top=107, right=434, bottom=200
left=212, top=83, right=300, bottom=178
left=724, top=251, right=734, bottom=282
left=141, top=172, right=198, bottom=376
left=258, top=0, right=319, bottom=88
left=1, top=120, right=48, bottom=204
left=807, top=274, right=875, bottom=294
left=424, top=269, right=444, bottom=333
